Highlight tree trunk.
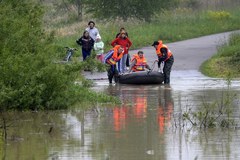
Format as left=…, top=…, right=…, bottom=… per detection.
left=76, top=0, right=82, bottom=21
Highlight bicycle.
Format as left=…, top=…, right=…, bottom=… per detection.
left=63, top=47, right=77, bottom=62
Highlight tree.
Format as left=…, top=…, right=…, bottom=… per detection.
left=61, top=0, right=84, bottom=20
left=0, top=0, right=80, bottom=110
left=84, top=0, right=177, bottom=22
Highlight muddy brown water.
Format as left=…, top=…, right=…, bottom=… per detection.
left=2, top=72, right=240, bottom=160
left=2, top=32, right=240, bottom=160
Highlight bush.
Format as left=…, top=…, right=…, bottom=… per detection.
left=207, top=10, right=231, bottom=20
left=0, top=0, right=111, bottom=110
left=201, top=32, right=240, bottom=77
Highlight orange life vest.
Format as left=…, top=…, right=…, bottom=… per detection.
left=131, top=54, right=147, bottom=72
left=155, top=40, right=172, bottom=61
left=106, top=45, right=124, bottom=65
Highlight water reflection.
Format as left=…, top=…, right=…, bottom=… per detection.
left=1, top=71, right=240, bottom=160
left=108, top=84, right=174, bottom=135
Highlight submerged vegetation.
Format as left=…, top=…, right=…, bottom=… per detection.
left=182, top=79, right=236, bottom=129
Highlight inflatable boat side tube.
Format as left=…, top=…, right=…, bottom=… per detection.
left=117, top=71, right=164, bottom=84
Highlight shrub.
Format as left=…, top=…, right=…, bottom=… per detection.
left=207, top=10, right=231, bottom=20
left=0, top=0, right=110, bottom=110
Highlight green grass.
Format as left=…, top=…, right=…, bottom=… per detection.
left=49, top=7, right=240, bottom=78
left=51, top=7, right=240, bottom=52
left=201, top=33, right=240, bottom=78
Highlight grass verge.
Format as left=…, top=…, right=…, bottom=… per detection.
left=201, top=32, right=240, bottom=78
left=51, top=7, right=240, bottom=52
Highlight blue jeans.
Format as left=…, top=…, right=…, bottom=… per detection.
left=117, top=54, right=128, bottom=73
left=82, top=49, right=91, bottom=61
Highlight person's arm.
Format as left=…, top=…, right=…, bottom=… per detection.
left=160, top=48, right=168, bottom=60
left=115, top=33, right=120, bottom=38
left=95, top=28, right=99, bottom=36
left=145, top=64, right=151, bottom=70
left=76, top=37, right=82, bottom=46
left=129, top=59, right=136, bottom=72
left=126, top=32, right=129, bottom=37
left=103, top=50, right=114, bottom=64
left=90, top=38, right=95, bottom=48
left=126, top=37, right=132, bottom=48
left=111, top=38, right=118, bottom=47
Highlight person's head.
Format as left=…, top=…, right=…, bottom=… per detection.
left=117, top=46, right=124, bottom=54
left=88, top=21, right=95, bottom=29
left=96, top=34, right=101, bottom=42
left=120, top=31, right=126, bottom=38
left=83, top=30, right=89, bottom=37
left=138, top=51, right=144, bottom=58
left=120, top=27, right=125, bottom=32
left=152, top=41, right=159, bottom=49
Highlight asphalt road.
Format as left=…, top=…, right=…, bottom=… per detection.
left=84, top=30, right=239, bottom=79
left=129, top=30, right=240, bottom=71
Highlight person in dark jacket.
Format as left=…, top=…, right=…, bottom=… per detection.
left=76, top=31, right=94, bottom=61
left=152, top=40, right=174, bottom=84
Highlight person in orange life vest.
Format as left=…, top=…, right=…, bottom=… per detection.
left=111, top=31, right=132, bottom=74
left=103, top=45, right=124, bottom=83
left=152, top=40, right=174, bottom=84
left=129, top=51, right=151, bottom=72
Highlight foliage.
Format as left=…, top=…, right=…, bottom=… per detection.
left=183, top=83, right=237, bottom=129
left=0, top=0, right=114, bottom=110
left=84, top=0, right=177, bottom=22
left=201, top=33, right=240, bottom=78
left=206, top=10, right=231, bottom=21
left=52, top=6, right=240, bottom=54
left=0, top=1, right=69, bottom=110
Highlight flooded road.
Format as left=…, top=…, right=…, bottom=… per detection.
left=2, top=70, right=240, bottom=160
left=2, top=31, right=240, bottom=159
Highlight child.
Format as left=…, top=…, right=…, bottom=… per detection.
left=94, top=34, right=104, bottom=62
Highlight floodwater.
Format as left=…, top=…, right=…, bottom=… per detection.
left=1, top=70, right=240, bottom=160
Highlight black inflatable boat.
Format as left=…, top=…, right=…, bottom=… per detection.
left=116, top=71, right=164, bottom=84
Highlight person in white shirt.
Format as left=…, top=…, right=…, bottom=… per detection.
left=85, top=21, right=99, bottom=41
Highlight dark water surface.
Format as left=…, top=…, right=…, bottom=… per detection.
left=2, top=70, right=240, bottom=160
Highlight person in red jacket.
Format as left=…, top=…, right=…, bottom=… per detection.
left=111, top=31, right=132, bottom=74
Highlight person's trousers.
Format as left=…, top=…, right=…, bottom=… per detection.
left=126, top=53, right=130, bottom=67
left=107, top=65, right=118, bottom=83
left=96, top=54, right=103, bottom=63
left=117, top=54, right=128, bottom=73
left=82, top=49, right=91, bottom=61
left=163, top=55, right=174, bottom=84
